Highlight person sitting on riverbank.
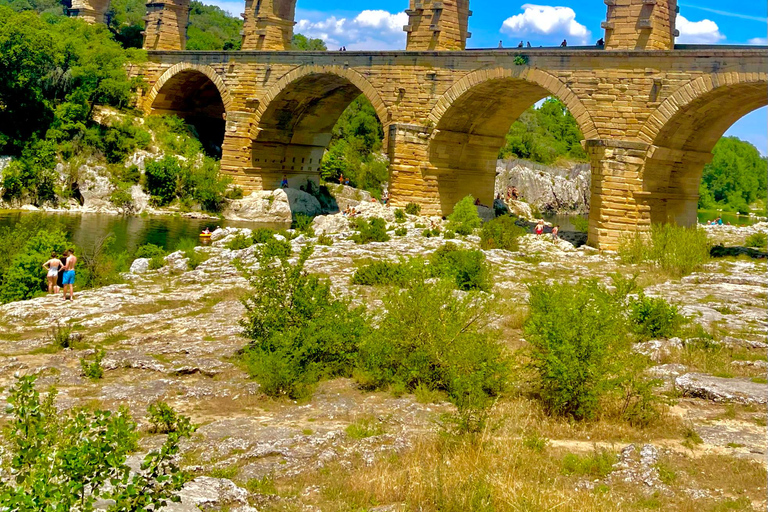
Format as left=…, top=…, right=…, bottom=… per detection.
left=42, top=252, right=62, bottom=294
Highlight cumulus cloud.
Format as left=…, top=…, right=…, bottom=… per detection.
left=747, top=37, right=768, bottom=45
left=295, top=10, right=408, bottom=50
left=501, top=4, right=591, bottom=45
left=675, top=15, right=725, bottom=44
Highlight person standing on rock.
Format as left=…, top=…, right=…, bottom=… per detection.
left=42, top=252, right=62, bottom=294
left=535, top=220, right=545, bottom=236
left=61, top=249, right=77, bottom=301
left=281, top=175, right=289, bottom=188
left=551, top=225, right=559, bottom=240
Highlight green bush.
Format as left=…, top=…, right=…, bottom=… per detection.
left=525, top=280, right=624, bottom=420
left=0, top=376, right=194, bottom=511
left=561, top=450, right=616, bottom=477
left=745, top=232, right=767, bottom=249
left=480, top=216, right=526, bottom=251
left=350, top=217, right=390, bottom=244
left=356, top=278, right=509, bottom=433
left=225, top=186, right=244, bottom=199
left=394, top=227, right=407, bottom=237
left=149, top=255, right=165, bottom=270
left=447, top=195, right=482, bottom=236
left=571, top=216, right=589, bottom=233
left=144, top=156, right=182, bottom=206
left=78, top=234, right=131, bottom=289
left=80, top=349, right=105, bottom=380
left=186, top=157, right=230, bottom=212
left=443, top=229, right=455, bottom=239
left=225, top=233, right=254, bottom=250
left=404, top=202, right=421, bottom=216
left=394, top=208, right=406, bottom=223
left=147, top=400, right=191, bottom=434
left=629, top=293, right=685, bottom=340
left=429, top=243, right=490, bottom=292
left=351, top=259, right=424, bottom=287
left=317, top=233, right=334, bottom=246
left=422, top=228, right=440, bottom=238
left=49, top=322, right=75, bottom=349
left=239, top=246, right=369, bottom=398
left=292, top=213, right=315, bottom=236
left=175, top=237, right=207, bottom=270
left=251, top=228, right=275, bottom=244
left=618, top=224, right=711, bottom=276
left=135, top=243, right=166, bottom=260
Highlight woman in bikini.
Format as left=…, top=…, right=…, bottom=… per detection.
left=43, top=252, right=62, bottom=294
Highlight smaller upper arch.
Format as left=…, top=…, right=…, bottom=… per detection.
left=252, top=64, right=390, bottom=137
left=144, top=62, right=233, bottom=114
left=427, top=66, right=599, bottom=141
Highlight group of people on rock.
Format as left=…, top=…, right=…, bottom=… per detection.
left=706, top=218, right=731, bottom=226
left=42, top=249, right=78, bottom=300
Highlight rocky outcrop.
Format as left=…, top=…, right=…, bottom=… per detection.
left=495, top=159, right=590, bottom=214
left=222, top=188, right=322, bottom=223
left=675, top=373, right=767, bottom=405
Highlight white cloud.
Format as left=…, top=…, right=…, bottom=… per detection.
left=295, top=10, right=408, bottom=50
left=500, top=4, right=591, bottom=45
left=747, top=37, right=768, bottom=45
left=675, top=15, right=725, bottom=44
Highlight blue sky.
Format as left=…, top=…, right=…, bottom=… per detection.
left=209, top=0, right=767, bottom=153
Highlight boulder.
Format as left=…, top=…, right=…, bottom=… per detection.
left=79, top=167, right=115, bottom=210
left=129, top=258, right=150, bottom=274
left=633, top=338, right=684, bottom=363
left=675, top=373, right=767, bottom=405
left=506, top=200, right=534, bottom=220
left=313, top=214, right=349, bottom=235
left=223, top=188, right=321, bottom=223
left=495, top=159, right=590, bottom=214
left=325, top=183, right=374, bottom=211
left=20, top=204, right=39, bottom=211
left=160, top=477, right=256, bottom=512
left=130, top=184, right=149, bottom=213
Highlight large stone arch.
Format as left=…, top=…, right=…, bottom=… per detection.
left=425, top=66, right=597, bottom=214
left=638, top=71, right=768, bottom=225
left=144, top=63, right=233, bottom=158
left=248, top=65, right=390, bottom=189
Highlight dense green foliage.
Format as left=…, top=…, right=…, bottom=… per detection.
left=187, top=1, right=243, bottom=50
left=240, top=245, right=369, bottom=398
left=699, top=137, right=768, bottom=214
left=525, top=277, right=667, bottom=424
left=351, top=259, right=422, bottom=287
left=629, top=293, right=685, bottom=340
left=429, top=243, right=490, bottom=291
left=480, top=215, right=526, bottom=251
left=320, top=97, right=388, bottom=198
left=0, top=375, right=194, bottom=511
left=291, top=33, right=327, bottom=50
left=618, top=224, right=711, bottom=276
left=745, top=232, right=767, bottom=249
left=447, top=196, right=482, bottom=236
left=349, top=217, right=390, bottom=244
left=499, top=98, right=587, bottom=164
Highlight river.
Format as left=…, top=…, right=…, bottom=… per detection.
left=0, top=211, right=286, bottom=254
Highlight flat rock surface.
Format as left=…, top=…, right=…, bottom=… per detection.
left=675, top=373, right=767, bottom=405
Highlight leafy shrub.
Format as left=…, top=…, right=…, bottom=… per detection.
left=447, top=195, right=482, bottom=236
left=561, top=450, right=616, bottom=477
left=571, top=216, right=589, bottom=233
left=404, top=202, right=421, bottom=216
left=147, top=401, right=191, bottom=434
left=525, top=280, right=624, bottom=420
left=226, top=233, right=254, bottom=250
left=49, top=322, right=74, bottom=349
left=0, top=376, right=194, bottom=511
left=122, top=164, right=142, bottom=184
left=260, top=237, right=292, bottom=260
left=78, top=234, right=131, bottom=290
left=394, top=227, right=407, bottom=237
left=745, top=232, right=767, bottom=249
left=239, top=246, right=369, bottom=398
left=480, top=216, right=526, bottom=251
left=176, top=237, right=208, bottom=270
left=618, top=224, right=711, bottom=276
left=110, top=183, right=134, bottom=210
left=317, top=233, right=334, bottom=246
left=149, top=255, right=165, bottom=270
left=80, top=349, right=105, bottom=380
left=144, top=156, right=182, bottom=206
left=429, top=243, right=490, bottom=291
left=186, top=157, right=230, bottom=212
left=422, top=228, right=440, bottom=238
left=251, top=228, right=276, bottom=244
left=135, top=243, right=166, bottom=260
left=292, top=213, right=315, bottom=236
left=225, top=187, right=244, bottom=199
left=394, top=208, right=406, bottom=223
left=443, top=229, right=455, bottom=239
left=351, top=259, right=423, bottom=287
left=356, top=278, right=509, bottom=433
left=629, top=293, right=685, bottom=339
left=514, top=54, right=529, bottom=66
left=350, top=217, right=390, bottom=244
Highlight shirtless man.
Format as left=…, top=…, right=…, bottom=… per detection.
left=61, top=249, right=77, bottom=301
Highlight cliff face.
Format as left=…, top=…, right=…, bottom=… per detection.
left=495, top=159, right=591, bottom=214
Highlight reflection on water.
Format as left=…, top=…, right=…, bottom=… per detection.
left=0, top=211, right=287, bottom=254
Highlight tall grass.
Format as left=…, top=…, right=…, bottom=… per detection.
left=618, top=224, right=710, bottom=276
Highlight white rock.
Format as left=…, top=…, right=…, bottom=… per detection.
left=129, top=258, right=150, bottom=274
left=20, top=204, right=39, bottom=211
left=495, top=159, right=590, bottom=214
left=223, top=188, right=320, bottom=223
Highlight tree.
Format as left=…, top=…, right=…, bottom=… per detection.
left=699, top=136, right=767, bottom=213
left=291, top=33, right=327, bottom=51
left=186, top=1, right=243, bottom=50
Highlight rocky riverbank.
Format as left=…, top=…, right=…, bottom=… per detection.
left=495, top=158, right=591, bottom=214
left=0, top=214, right=766, bottom=511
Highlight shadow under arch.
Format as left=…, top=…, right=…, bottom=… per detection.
left=426, top=67, right=597, bottom=215
left=248, top=65, right=390, bottom=190
left=145, top=63, right=233, bottom=158
left=639, top=71, right=768, bottom=225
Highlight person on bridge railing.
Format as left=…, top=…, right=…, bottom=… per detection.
left=561, top=39, right=567, bottom=47
left=597, top=38, right=604, bottom=47
left=517, top=41, right=523, bottom=48
left=527, top=41, right=531, bottom=47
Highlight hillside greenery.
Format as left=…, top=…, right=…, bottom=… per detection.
left=698, top=136, right=767, bottom=214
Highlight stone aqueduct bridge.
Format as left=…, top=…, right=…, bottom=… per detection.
left=70, top=0, right=767, bottom=248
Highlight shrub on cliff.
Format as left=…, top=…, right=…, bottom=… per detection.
left=429, top=243, right=490, bottom=292
left=350, top=217, right=390, bottom=244
left=239, top=245, right=369, bottom=398
left=447, top=196, right=482, bottom=236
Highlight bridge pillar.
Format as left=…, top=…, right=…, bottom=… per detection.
left=241, top=0, right=296, bottom=50
left=387, top=124, right=441, bottom=214
left=602, top=0, right=678, bottom=50
left=220, top=111, right=258, bottom=189
left=143, top=0, right=190, bottom=51
left=68, top=0, right=110, bottom=23
left=585, top=140, right=651, bottom=250
left=403, top=0, right=471, bottom=50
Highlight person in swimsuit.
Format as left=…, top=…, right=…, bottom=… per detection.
left=551, top=225, right=559, bottom=240
left=535, top=220, right=545, bottom=236
left=61, top=249, right=77, bottom=301
left=42, top=252, right=62, bottom=294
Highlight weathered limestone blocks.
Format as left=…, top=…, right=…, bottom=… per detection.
left=603, top=0, right=678, bottom=50
left=404, top=0, right=471, bottom=50
left=68, top=0, right=110, bottom=23
left=143, top=0, right=190, bottom=51
left=241, top=0, right=296, bottom=50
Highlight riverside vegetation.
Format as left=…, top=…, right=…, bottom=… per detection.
left=1, top=194, right=765, bottom=511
